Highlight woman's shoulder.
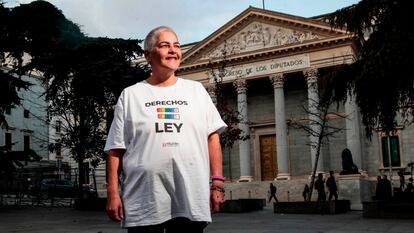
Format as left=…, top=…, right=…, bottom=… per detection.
left=124, top=80, right=148, bottom=91
left=179, top=78, right=205, bottom=89
left=117, top=81, right=148, bottom=99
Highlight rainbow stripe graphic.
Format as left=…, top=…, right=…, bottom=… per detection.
left=157, top=108, right=180, bottom=120
left=157, top=108, right=179, bottom=113
left=158, top=114, right=180, bottom=120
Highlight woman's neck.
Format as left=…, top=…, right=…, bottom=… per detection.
left=147, top=71, right=178, bottom=87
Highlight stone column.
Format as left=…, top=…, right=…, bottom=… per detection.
left=345, top=93, right=363, bottom=171
left=233, top=79, right=253, bottom=182
left=269, top=74, right=290, bottom=180
left=303, top=68, right=324, bottom=174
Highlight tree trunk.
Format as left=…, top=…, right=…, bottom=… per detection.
left=307, top=143, right=321, bottom=201
left=307, top=111, right=327, bottom=201
left=77, top=158, right=84, bottom=199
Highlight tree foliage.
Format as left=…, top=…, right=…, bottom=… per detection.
left=324, top=0, right=414, bottom=137
left=46, top=37, right=149, bottom=181
left=1, top=1, right=150, bottom=187
left=0, top=2, right=32, bottom=128
left=0, top=70, right=32, bottom=128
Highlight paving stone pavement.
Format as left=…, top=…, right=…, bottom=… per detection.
left=0, top=205, right=413, bottom=233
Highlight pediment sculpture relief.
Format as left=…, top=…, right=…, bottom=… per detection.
left=201, top=23, right=320, bottom=60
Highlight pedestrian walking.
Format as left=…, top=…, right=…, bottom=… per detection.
left=315, top=173, right=326, bottom=201
left=268, top=183, right=278, bottom=203
left=326, top=171, right=338, bottom=201
left=302, top=184, right=310, bottom=201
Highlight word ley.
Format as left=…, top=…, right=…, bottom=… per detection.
left=155, top=122, right=183, bottom=133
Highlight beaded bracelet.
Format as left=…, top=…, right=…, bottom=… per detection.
left=211, top=175, right=225, bottom=182
left=210, top=184, right=225, bottom=193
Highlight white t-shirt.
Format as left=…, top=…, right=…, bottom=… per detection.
left=104, top=78, right=227, bottom=228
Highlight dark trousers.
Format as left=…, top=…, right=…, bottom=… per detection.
left=328, top=191, right=338, bottom=201
left=127, top=217, right=208, bottom=233
left=317, top=191, right=326, bottom=201
left=268, top=194, right=278, bottom=203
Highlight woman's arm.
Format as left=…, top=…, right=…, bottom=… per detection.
left=208, top=132, right=225, bottom=213
left=106, top=148, right=125, bottom=221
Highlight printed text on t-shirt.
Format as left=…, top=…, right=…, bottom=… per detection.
left=145, top=100, right=188, bottom=107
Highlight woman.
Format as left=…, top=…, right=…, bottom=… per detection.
left=105, top=26, right=227, bottom=233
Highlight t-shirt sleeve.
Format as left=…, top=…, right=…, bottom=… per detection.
left=201, top=83, right=227, bottom=135
left=104, top=91, right=127, bottom=153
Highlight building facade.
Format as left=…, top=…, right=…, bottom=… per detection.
left=1, top=74, right=49, bottom=158
left=0, top=72, right=55, bottom=191
left=177, top=7, right=414, bottom=207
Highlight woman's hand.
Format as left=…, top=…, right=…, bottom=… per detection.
left=210, top=180, right=225, bottom=213
left=106, top=193, right=124, bottom=221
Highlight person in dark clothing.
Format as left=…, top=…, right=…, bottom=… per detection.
left=398, top=171, right=406, bottom=190
left=382, top=175, right=392, bottom=200
left=326, top=171, right=338, bottom=201
left=315, top=173, right=326, bottom=201
left=375, top=175, right=383, bottom=200
left=302, top=184, right=310, bottom=201
left=268, top=183, right=279, bottom=203
left=405, top=178, right=413, bottom=193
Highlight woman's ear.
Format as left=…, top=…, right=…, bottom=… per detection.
left=144, top=50, right=151, bottom=63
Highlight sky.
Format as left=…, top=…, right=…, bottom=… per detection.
left=5, top=0, right=361, bottom=45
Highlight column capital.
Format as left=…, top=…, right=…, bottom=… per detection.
left=303, top=68, right=319, bottom=89
left=303, top=68, right=318, bottom=83
left=233, top=78, right=247, bottom=94
left=269, top=73, right=284, bottom=88
left=303, top=67, right=318, bottom=78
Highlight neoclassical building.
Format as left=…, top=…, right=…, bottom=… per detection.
left=176, top=7, right=414, bottom=205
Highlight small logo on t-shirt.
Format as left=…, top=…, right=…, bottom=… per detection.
left=162, top=142, right=180, bottom=147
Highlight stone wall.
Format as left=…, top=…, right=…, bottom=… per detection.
left=225, top=180, right=311, bottom=203
left=225, top=176, right=377, bottom=210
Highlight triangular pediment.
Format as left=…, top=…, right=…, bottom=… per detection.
left=200, top=22, right=322, bottom=60
left=181, top=7, right=349, bottom=67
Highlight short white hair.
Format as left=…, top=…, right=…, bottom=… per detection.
left=144, top=26, right=177, bottom=52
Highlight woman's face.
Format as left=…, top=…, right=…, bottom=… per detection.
left=146, top=30, right=182, bottom=72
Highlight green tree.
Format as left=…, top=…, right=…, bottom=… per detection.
left=325, top=0, right=414, bottom=137
left=0, top=2, right=32, bottom=128
left=1, top=1, right=150, bottom=191
left=46, top=37, right=149, bottom=187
